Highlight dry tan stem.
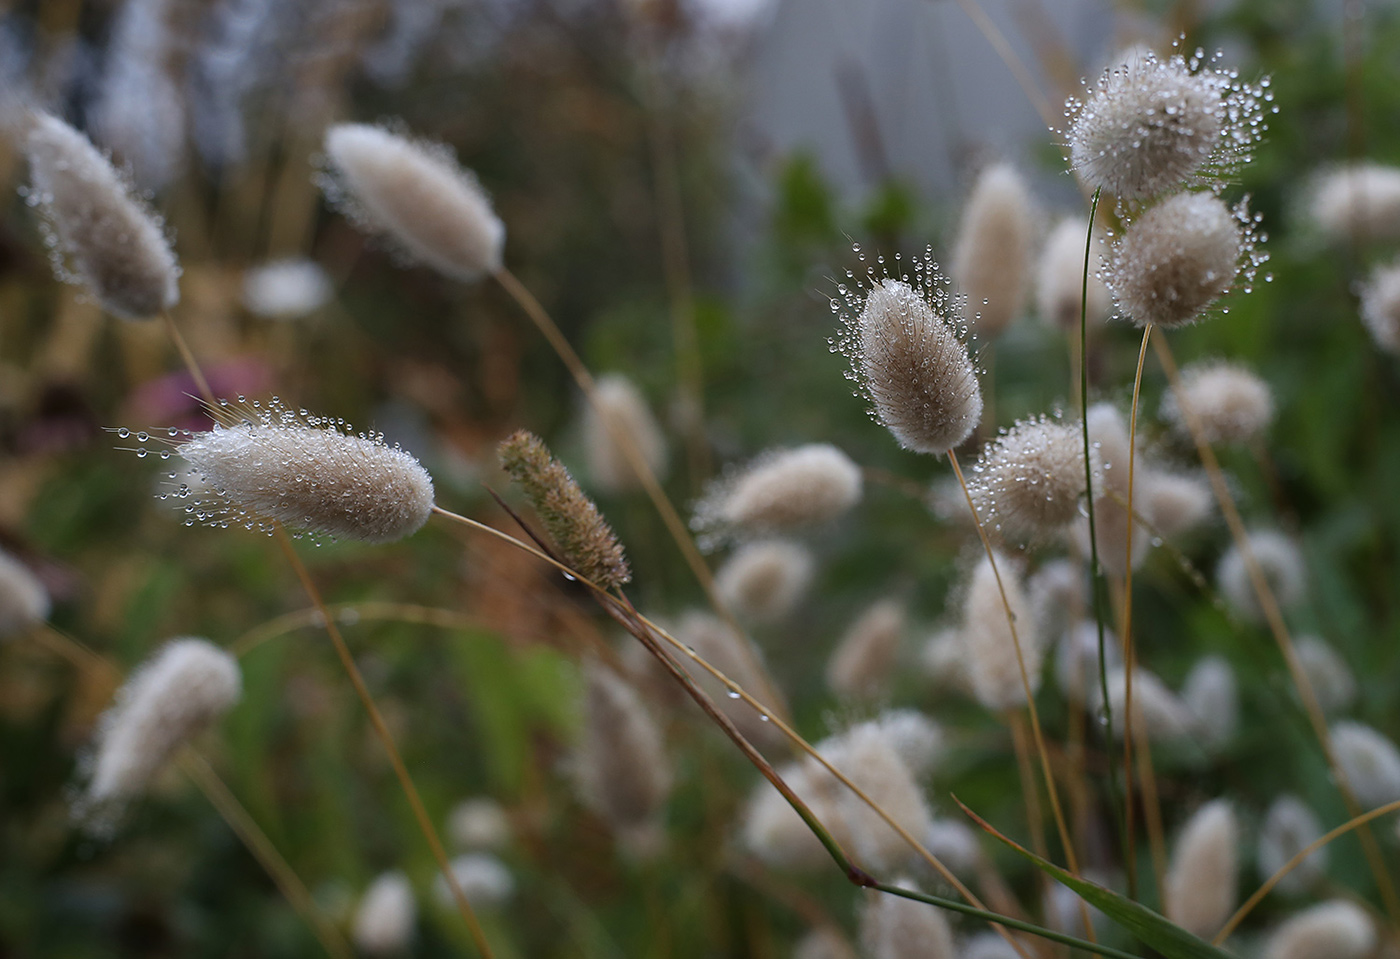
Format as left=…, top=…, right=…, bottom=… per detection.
left=272, top=526, right=497, bottom=959
left=1154, top=334, right=1400, bottom=924
left=491, top=267, right=790, bottom=727
left=1009, top=710, right=1050, bottom=863
left=161, top=311, right=215, bottom=405
left=1120, top=323, right=1154, bottom=897
left=1132, top=725, right=1167, bottom=907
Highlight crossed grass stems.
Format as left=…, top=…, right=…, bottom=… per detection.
left=117, top=211, right=1395, bottom=958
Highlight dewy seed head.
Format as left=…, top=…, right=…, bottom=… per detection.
left=835, top=250, right=982, bottom=456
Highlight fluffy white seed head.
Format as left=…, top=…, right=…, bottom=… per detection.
left=571, top=663, right=672, bottom=846
left=1307, top=163, right=1400, bottom=243
left=838, top=270, right=983, bottom=455
left=826, top=598, right=905, bottom=701
left=1332, top=721, right=1400, bottom=809
left=1162, top=361, right=1274, bottom=445
left=1029, top=558, right=1087, bottom=651
left=583, top=374, right=669, bottom=494
left=950, top=162, right=1035, bottom=340
left=1056, top=621, right=1122, bottom=702
left=792, top=929, right=857, bottom=959
left=1140, top=469, right=1214, bottom=539
left=1103, top=192, right=1264, bottom=328
left=822, top=723, right=933, bottom=873
left=1036, top=216, right=1113, bottom=332
left=1065, top=49, right=1269, bottom=201
left=242, top=258, right=333, bottom=319
left=674, top=610, right=784, bottom=748
left=873, top=709, right=945, bottom=779
left=321, top=123, right=504, bottom=281
left=693, top=444, right=862, bottom=540
left=1165, top=799, right=1239, bottom=940
left=960, top=552, right=1041, bottom=712
left=742, top=760, right=835, bottom=871
left=923, top=819, right=982, bottom=880
left=353, top=871, right=416, bottom=954
left=1181, top=655, right=1238, bottom=749
left=919, top=627, right=968, bottom=693
left=1294, top=636, right=1356, bottom=714
left=448, top=798, right=511, bottom=852
left=0, top=549, right=50, bottom=639
left=432, top=854, right=514, bottom=909
left=172, top=399, right=435, bottom=544
left=968, top=415, right=1098, bottom=541
left=1265, top=900, right=1375, bottom=959
left=23, top=111, right=180, bottom=319
left=1359, top=257, right=1400, bottom=354
left=1216, top=529, right=1305, bottom=622
left=1094, top=666, right=1194, bottom=742
left=859, top=879, right=956, bottom=959
left=1257, top=795, right=1326, bottom=896
left=714, top=540, right=814, bottom=624
left=79, top=638, right=241, bottom=827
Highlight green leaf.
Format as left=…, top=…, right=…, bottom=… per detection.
left=957, top=800, right=1235, bottom=959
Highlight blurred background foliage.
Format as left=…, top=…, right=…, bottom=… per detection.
left=2, top=0, right=1400, bottom=955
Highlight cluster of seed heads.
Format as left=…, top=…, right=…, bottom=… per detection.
left=1065, top=47, right=1273, bottom=203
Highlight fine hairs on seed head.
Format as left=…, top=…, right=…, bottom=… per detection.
left=1164, top=799, right=1239, bottom=940
left=1102, top=191, right=1267, bottom=329
left=1331, top=721, right=1400, bottom=809
left=959, top=551, right=1041, bottom=712
left=1065, top=47, right=1271, bottom=202
left=1265, top=900, right=1375, bottom=959
left=1216, top=528, right=1305, bottom=622
left=692, top=444, right=862, bottom=543
left=0, top=548, right=50, bottom=639
left=859, top=878, right=956, bottom=959
left=582, top=373, right=669, bottom=495
left=1257, top=795, right=1327, bottom=896
left=22, top=111, right=180, bottom=320
left=76, top=638, right=241, bottom=831
left=1307, top=162, right=1400, bottom=244
left=1036, top=216, right=1113, bottom=332
left=1359, top=257, right=1400, bottom=354
left=168, top=397, right=436, bottom=545
left=1162, top=360, right=1275, bottom=445
left=950, top=161, right=1036, bottom=341
left=836, top=252, right=982, bottom=456
left=714, top=540, right=814, bottom=624
left=321, top=122, right=504, bottom=281
left=968, top=414, right=1098, bottom=542
left=826, top=597, right=906, bottom=701
left=353, top=870, right=416, bottom=955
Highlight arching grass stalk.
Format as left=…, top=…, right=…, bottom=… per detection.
left=273, top=526, right=496, bottom=958
left=1154, top=334, right=1400, bottom=924
left=1216, top=796, right=1400, bottom=943
left=1120, top=322, right=1154, bottom=899
left=1079, top=187, right=1131, bottom=895
left=29, top=628, right=349, bottom=959
left=490, top=267, right=789, bottom=725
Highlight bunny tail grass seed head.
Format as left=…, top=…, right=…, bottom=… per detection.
left=826, top=598, right=905, bottom=701
left=1162, top=361, right=1274, bottom=444
left=741, top=760, right=836, bottom=872
left=1216, top=529, right=1305, bottom=622
left=1331, top=721, right=1400, bottom=809
left=793, top=929, right=858, bottom=959
left=859, top=879, right=956, bottom=959
left=77, top=638, right=241, bottom=829
left=1258, top=795, right=1327, bottom=896
left=968, top=414, right=1098, bottom=542
left=23, top=111, right=180, bottom=320
left=837, top=261, right=983, bottom=455
left=499, top=430, right=630, bottom=589
left=1096, top=667, right=1194, bottom=742
left=1360, top=257, right=1400, bottom=354
left=0, top=548, right=49, bottom=639
left=448, top=797, right=511, bottom=852
left=1065, top=48, right=1270, bottom=202
left=714, top=539, right=814, bottom=624
left=1071, top=402, right=1149, bottom=576
left=1181, top=655, right=1238, bottom=748
left=1307, top=162, right=1400, bottom=243
left=353, top=870, right=416, bottom=955
left=950, top=161, right=1035, bottom=340
left=674, top=610, right=784, bottom=748
left=321, top=122, right=504, bottom=281
left=1294, top=636, right=1356, bottom=714
left=960, top=551, right=1041, bottom=712
left=1266, top=900, right=1375, bottom=959
left=1103, top=191, right=1266, bottom=328
left=172, top=398, right=435, bottom=544
left=1140, top=468, right=1214, bottom=539
left=242, top=258, right=333, bottom=319
left=1057, top=621, right=1122, bottom=701
left=432, top=854, right=514, bottom=909
left=873, top=709, right=945, bottom=779
left=923, top=818, right=982, bottom=879
left=693, top=444, right=862, bottom=541
left=1165, top=799, right=1239, bottom=939
left=1037, top=216, right=1113, bottom=331
left=583, top=374, right=669, bottom=494
left=571, top=663, right=672, bottom=848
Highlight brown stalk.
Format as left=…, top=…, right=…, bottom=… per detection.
left=1154, top=334, right=1400, bottom=924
